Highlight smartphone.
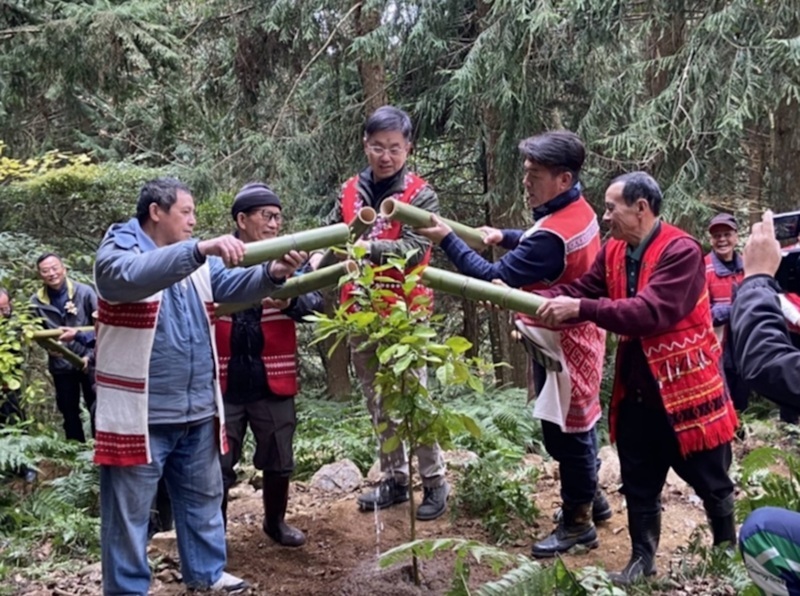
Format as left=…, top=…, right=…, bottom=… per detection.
left=773, top=210, right=800, bottom=241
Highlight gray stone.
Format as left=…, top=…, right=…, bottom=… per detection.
left=597, top=445, right=621, bottom=488
left=310, top=459, right=363, bottom=493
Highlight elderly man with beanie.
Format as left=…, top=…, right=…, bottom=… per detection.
left=705, top=213, right=748, bottom=412
left=216, top=183, right=322, bottom=547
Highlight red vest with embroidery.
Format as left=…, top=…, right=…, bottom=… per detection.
left=606, top=223, right=738, bottom=456
left=516, top=197, right=606, bottom=432
left=215, top=307, right=298, bottom=398
left=704, top=253, right=743, bottom=307
left=339, top=172, right=433, bottom=312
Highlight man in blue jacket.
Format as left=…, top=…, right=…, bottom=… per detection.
left=93, top=177, right=304, bottom=595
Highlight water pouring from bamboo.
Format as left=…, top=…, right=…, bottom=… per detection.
left=316, top=207, right=377, bottom=269
left=216, top=260, right=358, bottom=317
left=379, top=200, right=487, bottom=251
left=420, top=267, right=544, bottom=317
left=235, top=223, right=351, bottom=268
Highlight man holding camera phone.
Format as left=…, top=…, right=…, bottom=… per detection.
left=731, top=210, right=800, bottom=595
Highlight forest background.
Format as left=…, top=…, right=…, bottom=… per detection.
left=0, top=0, right=798, bottom=593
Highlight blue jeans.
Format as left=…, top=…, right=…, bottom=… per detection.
left=100, top=419, right=227, bottom=595
left=541, top=420, right=598, bottom=506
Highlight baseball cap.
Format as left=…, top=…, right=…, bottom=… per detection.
left=708, top=213, right=738, bottom=232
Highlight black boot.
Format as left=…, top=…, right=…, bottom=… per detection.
left=708, top=495, right=736, bottom=549
left=553, top=489, right=612, bottom=524
left=609, top=508, right=660, bottom=585
left=262, top=475, right=305, bottom=547
left=357, top=477, right=409, bottom=511
left=532, top=502, right=598, bottom=558
left=221, top=490, right=229, bottom=530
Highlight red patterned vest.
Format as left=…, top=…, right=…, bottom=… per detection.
left=704, top=253, right=743, bottom=307
left=517, top=197, right=606, bottom=432
left=339, top=172, right=433, bottom=312
left=215, top=307, right=298, bottom=398
left=606, top=223, right=738, bottom=456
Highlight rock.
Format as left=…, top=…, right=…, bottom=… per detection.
left=229, top=483, right=253, bottom=499
left=443, top=449, right=479, bottom=470
left=366, top=460, right=382, bottom=483
left=597, top=445, right=620, bottom=488
left=310, top=459, right=363, bottom=493
left=665, top=469, right=689, bottom=494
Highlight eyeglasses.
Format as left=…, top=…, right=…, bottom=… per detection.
left=251, top=210, right=282, bottom=223
left=366, top=144, right=407, bottom=158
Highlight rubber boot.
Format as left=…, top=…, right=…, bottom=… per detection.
left=532, top=502, right=598, bottom=558
left=262, top=475, right=305, bottom=547
left=707, top=494, right=737, bottom=549
left=609, top=508, right=660, bottom=585
left=554, top=489, right=612, bottom=524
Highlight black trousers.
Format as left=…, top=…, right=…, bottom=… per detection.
left=617, top=397, right=734, bottom=517
left=52, top=370, right=96, bottom=443
left=220, top=397, right=297, bottom=491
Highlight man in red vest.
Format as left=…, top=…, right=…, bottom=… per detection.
left=216, top=183, right=323, bottom=547
left=705, top=213, right=748, bottom=411
left=536, top=171, right=738, bottom=585
left=417, top=130, right=609, bottom=558
left=309, top=106, right=449, bottom=520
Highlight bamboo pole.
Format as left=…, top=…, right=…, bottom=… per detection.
left=420, top=267, right=544, bottom=317
left=380, top=199, right=487, bottom=251
left=317, top=207, right=377, bottom=269
left=237, top=223, right=350, bottom=267
left=37, top=338, right=86, bottom=369
left=32, top=326, right=94, bottom=340
left=215, top=260, right=358, bottom=317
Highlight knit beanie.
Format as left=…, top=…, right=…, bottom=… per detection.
left=231, top=182, right=282, bottom=219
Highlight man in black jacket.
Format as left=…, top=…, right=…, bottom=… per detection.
left=30, top=253, right=97, bottom=443
left=730, top=210, right=800, bottom=595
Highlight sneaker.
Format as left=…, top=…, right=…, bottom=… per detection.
left=209, top=572, right=249, bottom=593
left=416, top=481, right=450, bottom=521
left=357, top=478, right=409, bottom=511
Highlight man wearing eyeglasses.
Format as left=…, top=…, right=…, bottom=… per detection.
left=309, top=105, right=449, bottom=521
left=216, top=182, right=322, bottom=547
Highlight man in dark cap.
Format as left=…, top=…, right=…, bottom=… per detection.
left=216, top=182, right=323, bottom=546
left=705, top=213, right=748, bottom=411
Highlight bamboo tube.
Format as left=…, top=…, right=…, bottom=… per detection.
left=380, top=199, right=487, bottom=251
left=237, top=223, right=350, bottom=268
left=317, top=207, right=377, bottom=269
left=32, top=326, right=94, bottom=340
left=37, top=337, right=86, bottom=369
left=215, top=260, right=358, bottom=317
left=420, top=267, right=544, bottom=317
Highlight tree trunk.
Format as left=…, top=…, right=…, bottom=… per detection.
left=770, top=96, right=800, bottom=213
left=354, top=3, right=388, bottom=111
left=461, top=297, right=480, bottom=359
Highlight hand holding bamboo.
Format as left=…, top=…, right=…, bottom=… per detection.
left=216, top=260, right=358, bottom=317
left=37, top=337, right=86, bottom=370
left=420, top=267, right=544, bottom=317
left=32, top=326, right=94, bottom=340
left=380, top=200, right=487, bottom=251
left=236, top=223, right=350, bottom=268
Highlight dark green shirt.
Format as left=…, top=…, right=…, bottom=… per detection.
left=625, top=221, right=662, bottom=297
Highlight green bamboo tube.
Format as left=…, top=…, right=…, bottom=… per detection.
left=216, top=260, right=358, bottom=317
left=317, top=207, right=377, bottom=269
left=32, top=326, right=94, bottom=340
left=237, top=223, right=350, bottom=268
left=380, top=199, right=487, bottom=252
left=420, top=267, right=544, bottom=317
left=37, top=337, right=86, bottom=369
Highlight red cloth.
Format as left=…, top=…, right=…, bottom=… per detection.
left=215, top=308, right=298, bottom=398
left=339, top=172, right=433, bottom=312
left=517, top=197, right=605, bottom=433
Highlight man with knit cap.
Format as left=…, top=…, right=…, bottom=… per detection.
left=536, top=172, right=738, bottom=585
left=216, top=182, right=322, bottom=547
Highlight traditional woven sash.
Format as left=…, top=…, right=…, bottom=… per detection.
left=94, top=264, right=228, bottom=466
